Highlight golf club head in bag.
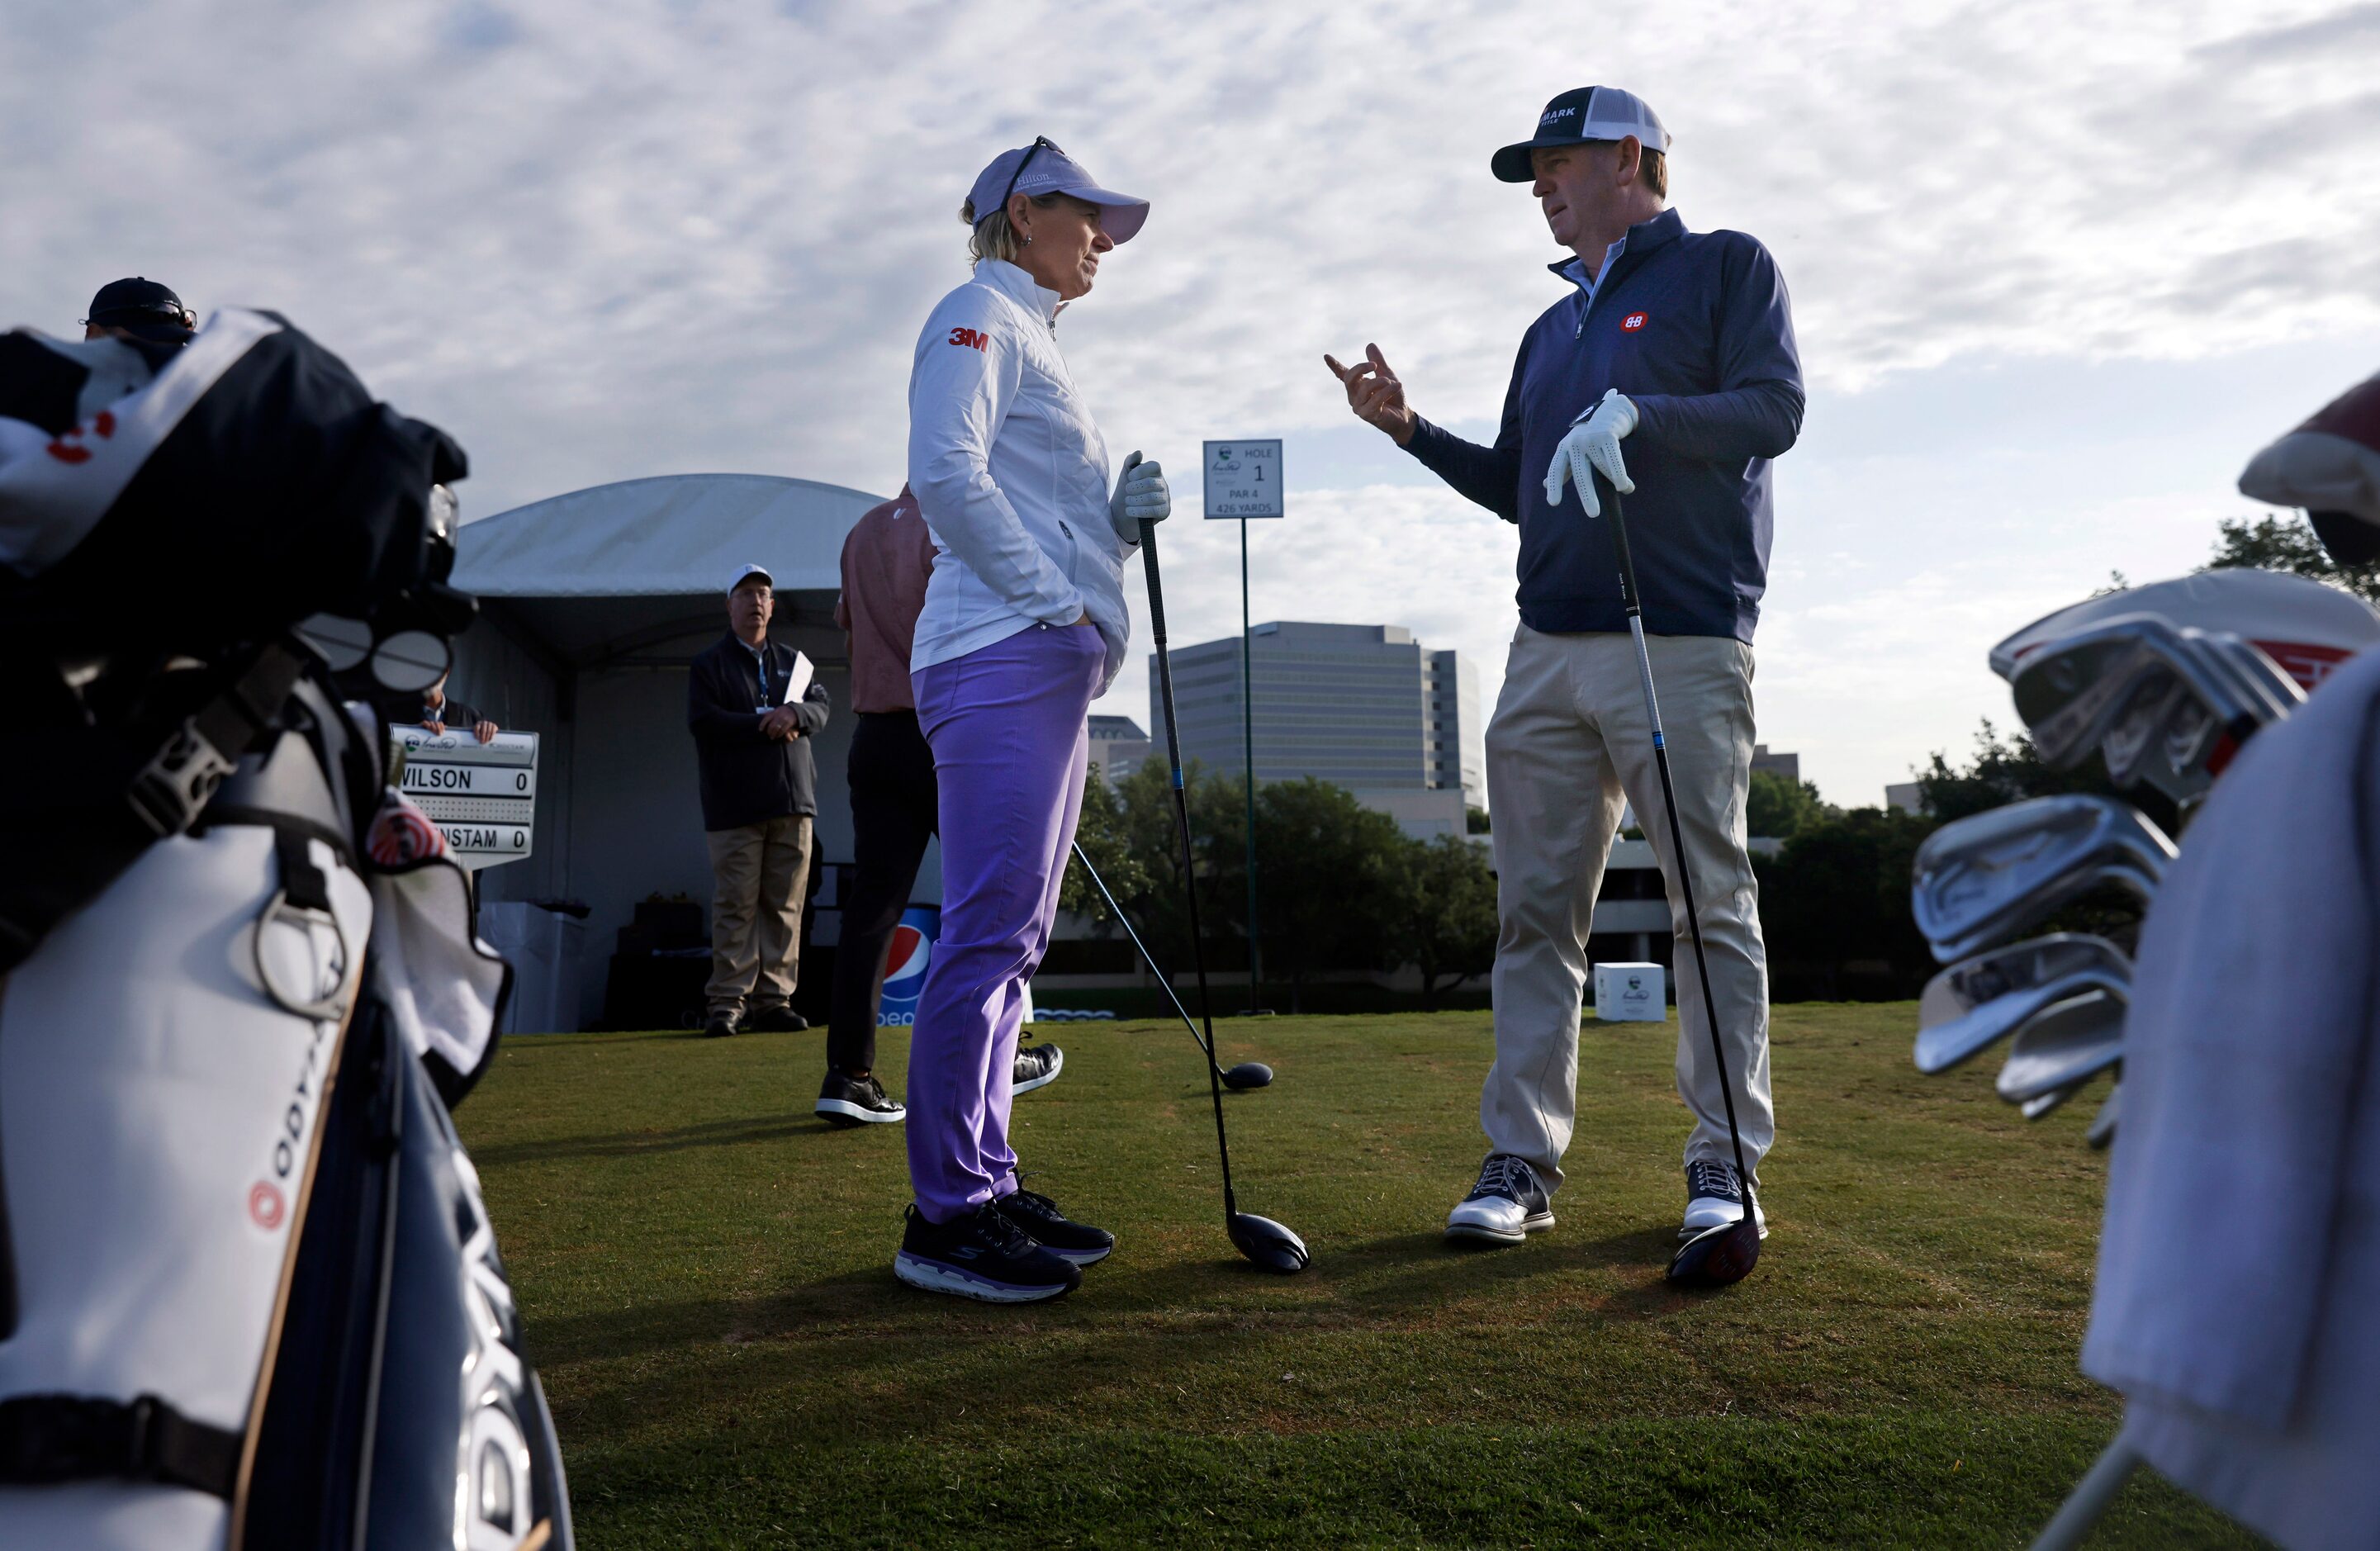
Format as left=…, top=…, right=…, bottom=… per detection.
left=1916, top=934, right=2132, bottom=1074
left=1228, top=1212, right=1310, bottom=1273
left=1992, top=569, right=2380, bottom=702
left=2010, top=615, right=2301, bottom=803
left=1997, top=988, right=2126, bottom=1104
left=1913, top=796, right=2174, bottom=963
left=2086, top=1084, right=2122, bottom=1150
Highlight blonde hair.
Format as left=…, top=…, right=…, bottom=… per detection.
left=960, top=193, right=1063, bottom=264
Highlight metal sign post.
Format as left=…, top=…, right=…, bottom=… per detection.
left=1202, top=439, right=1283, bottom=1012
left=391, top=727, right=540, bottom=871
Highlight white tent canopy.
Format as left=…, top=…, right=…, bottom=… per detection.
left=447, top=473, right=898, bottom=1030
left=454, top=473, right=884, bottom=667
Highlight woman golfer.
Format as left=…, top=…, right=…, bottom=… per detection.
left=894, top=137, right=1169, bottom=1302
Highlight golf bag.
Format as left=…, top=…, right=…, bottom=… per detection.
left=0, top=311, right=572, bottom=1548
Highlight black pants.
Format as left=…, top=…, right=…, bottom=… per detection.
left=827, top=710, right=939, bottom=1074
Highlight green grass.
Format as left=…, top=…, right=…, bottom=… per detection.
left=462, top=1007, right=2259, bottom=1548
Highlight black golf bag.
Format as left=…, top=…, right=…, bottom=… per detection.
left=0, top=310, right=572, bottom=1548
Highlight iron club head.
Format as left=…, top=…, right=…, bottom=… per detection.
left=1221, top=1061, right=1273, bottom=1090
left=1227, top=1212, right=1308, bottom=1274
left=1996, top=988, right=2126, bottom=1103
left=1666, top=1210, right=1761, bottom=1288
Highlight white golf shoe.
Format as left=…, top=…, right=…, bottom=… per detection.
left=1681, top=1159, right=1768, bottom=1240
left=1445, top=1153, right=1555, bottom=1245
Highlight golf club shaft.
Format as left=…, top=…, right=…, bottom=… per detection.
left=1140, top=518, right=1240, bottom=1216
left=1603, top=481, right=1755, bottom=1204
left=1069, top=838, right=1226, bottom=1074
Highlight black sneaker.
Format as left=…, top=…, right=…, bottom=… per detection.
left=743, top=1005, right=810, bottom=1033
left=993, top=1185, right=1114, bottom=1264
left=1012, top=1041, right=1064, bottom=1093
left=702, top=1012, right=738, bottom=1039
left=894, top=1202, right=1082, bottom=1303
left=817, top=1071, right=905, bottom=1126
left=1681, top=1159, right=1768, bottom=1240
left=1444, top=1152, right=1555, bottom=1245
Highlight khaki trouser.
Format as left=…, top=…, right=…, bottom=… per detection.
left=1482, top=624, right=1774, bottom=1190
left=704, top=814, right=813, bottom=1018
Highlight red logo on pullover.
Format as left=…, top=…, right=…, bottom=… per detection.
left=1621, top=312, right=1648, bottom=332
left=946, top=326, right=989, bottom=351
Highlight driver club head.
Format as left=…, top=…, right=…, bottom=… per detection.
left=1227, top=1212, right=1309, bottom=1274
left=1666, top=1213, right=1761, bottom=1288
left=1220, top=1061, right=1274, bottom=1090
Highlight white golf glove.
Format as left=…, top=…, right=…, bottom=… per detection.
left=1544, top=387, right=1638, bottom=518
left=1110, top=450, right=1170, bottom=543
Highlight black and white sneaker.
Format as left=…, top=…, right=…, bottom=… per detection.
left=1444, top=1153, right=1555, bottom=1245
left=894, top=1202, right=1082, bottom=1303
left=1681, top=1159, right=1769, bottom=1240
left=816, top=1071, right=905, bottom=1126
left=1012, top=1042, right=1064, bottom=1094
left=993, top=1185, right=1114, bottom=1264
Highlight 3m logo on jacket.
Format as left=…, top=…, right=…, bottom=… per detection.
left=946, top=327, right=989, bottom=352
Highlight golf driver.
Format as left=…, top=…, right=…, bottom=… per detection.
left=1068, top=839, right=1275, bottom=1090
left=1586, top=482, right=1762, bottom=1289
left=1139, top=500, right=1308, bottom=1274
left=1912, top=795, right=2173, bottom=963
left=1915, top=939, right=2131, bottom=1074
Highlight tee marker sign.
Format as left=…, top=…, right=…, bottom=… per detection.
left=1202, top=439, right=1283, bottom=519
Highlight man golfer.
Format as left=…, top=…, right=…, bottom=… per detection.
left=1327, top=86, right=1802, bottom=1246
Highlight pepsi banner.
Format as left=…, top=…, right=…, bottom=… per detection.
left=878, top=904, right=941, bottom=1027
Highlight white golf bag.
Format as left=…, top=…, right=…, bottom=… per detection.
left=0, top=310, right=573, bottom=1546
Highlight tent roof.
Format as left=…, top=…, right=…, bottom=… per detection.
left=452, top=474, right=888, bottom=669
left=455, top=473, right=886, bottom=600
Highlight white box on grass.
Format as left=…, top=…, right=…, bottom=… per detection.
left=1593, top=962, right=1666, bottom=1022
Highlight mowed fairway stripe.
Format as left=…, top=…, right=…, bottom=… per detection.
left=461, top=1008, right=2254, bottom=1549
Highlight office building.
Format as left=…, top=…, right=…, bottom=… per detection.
left=1750, top=745, right=1800, bottom=784
left=1153, top=621, right=1484, bottom=837
left=1087, top=715, right=1150, bottom=786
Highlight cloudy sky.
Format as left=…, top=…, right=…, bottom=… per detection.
left=7, top=1, right=2377, bottom=804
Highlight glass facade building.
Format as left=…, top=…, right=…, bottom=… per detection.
left=1151, top=621, right=1485, bottom=810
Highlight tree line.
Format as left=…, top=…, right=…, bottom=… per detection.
left=1063, top=512, right=2359, bottom=1008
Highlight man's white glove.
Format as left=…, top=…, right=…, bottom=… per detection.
left=1544, top=388, right=1638, bottom=518
left=1110, top=450, right=1169, bottom=543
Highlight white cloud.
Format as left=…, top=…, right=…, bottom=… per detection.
left=4, top=0, right=2377, bottom=804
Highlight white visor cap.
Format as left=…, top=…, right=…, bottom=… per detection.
left=969, top=139, right=1150, bottom=244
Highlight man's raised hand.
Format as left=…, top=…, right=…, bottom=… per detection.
left=1324, top=343, right=1417, bottom=446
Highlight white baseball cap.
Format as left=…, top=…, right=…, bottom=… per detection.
left=727, top=562, right=773, bottom=596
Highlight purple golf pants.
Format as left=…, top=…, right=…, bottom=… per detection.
left=906, top=621, right=1103, bottom=1223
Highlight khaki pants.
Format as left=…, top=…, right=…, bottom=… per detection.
left=704, top=814, right=813, bottom=1018
left=1482, top=624, right=1774, bottom=1190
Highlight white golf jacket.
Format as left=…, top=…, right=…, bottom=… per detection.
left=905, top=259, right=1133, bottom=691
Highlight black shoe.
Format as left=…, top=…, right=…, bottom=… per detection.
left=743, top=1005, right=810, bottom=1033
left=894, top=1202, right=1082, bottom=1303
left=817, top=1071, right=905, bottom=1126
left=702, top=1012, right=738, bottom=1039
left=1012, top=1041, right=1064, bottom=1093
left=993, top=1185, right=1114, bottom=1264
left=1444, top=1153, right=1555, bottom=1245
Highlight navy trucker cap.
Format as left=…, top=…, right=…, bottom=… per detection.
left=1491, top=86, right=1671, bottom=183
left=967, top=139, right=1150, bottom=244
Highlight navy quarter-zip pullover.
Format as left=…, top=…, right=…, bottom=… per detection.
left=1406, top=207, right=1803, bottom=642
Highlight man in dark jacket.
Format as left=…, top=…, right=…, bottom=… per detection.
left=689, top=562, right=832, bottom=1037
left=1328, top=86, right=1802, bottom=1251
